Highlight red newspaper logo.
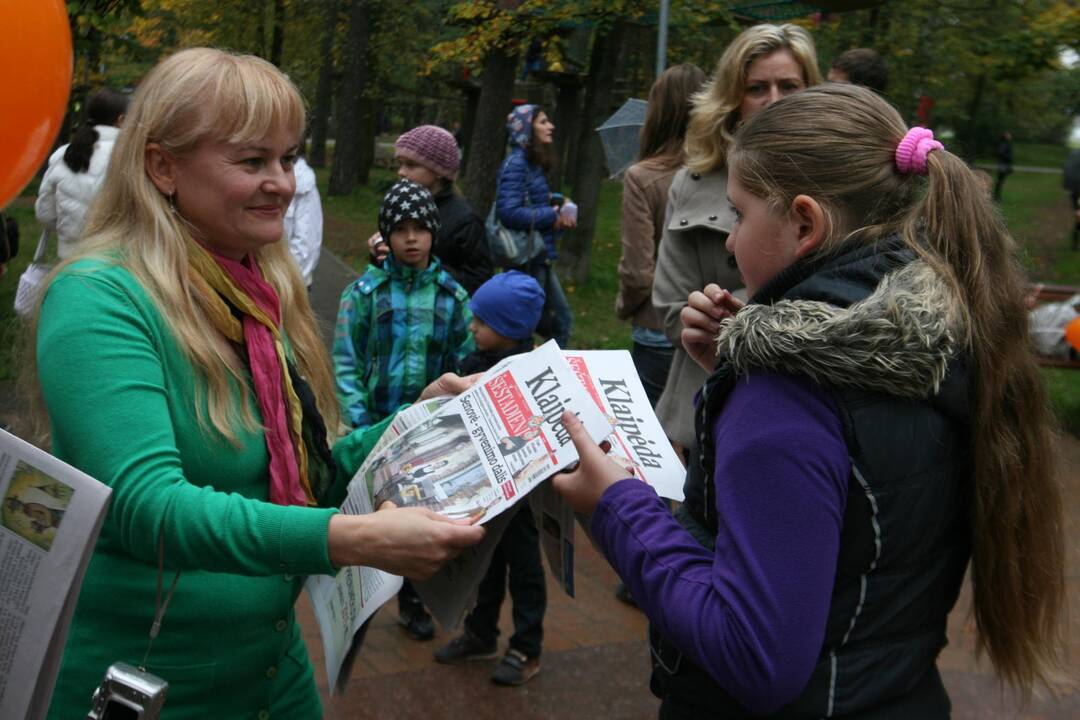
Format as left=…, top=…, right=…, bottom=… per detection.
left=484, top=371, right=532, bottom=437
left=566, top=355, right=604, bottom=412
left=500, top=479, right=517, bottom=500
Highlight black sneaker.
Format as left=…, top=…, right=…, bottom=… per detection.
left=433, top=631, right=498, bottom=664
left=614, top=581, right=638, bottom=608
left=491, top=648, right=540, bottom=686
left=397, top=606, right=435, bottom=641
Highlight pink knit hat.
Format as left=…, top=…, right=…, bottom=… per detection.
left=394, top=125, right=460, bottom=181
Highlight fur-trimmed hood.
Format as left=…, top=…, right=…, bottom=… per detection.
left=716, top=260, right=966, bottom=399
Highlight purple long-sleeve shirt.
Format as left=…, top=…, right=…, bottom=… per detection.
left=591, top=371, right=850, bottom=715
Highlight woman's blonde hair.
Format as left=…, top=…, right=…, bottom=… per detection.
left=729, top=83, right=1065, bottom=699
left=685, top=23, right=821, bottom=174
left=26, top=47, right=339, bottom=445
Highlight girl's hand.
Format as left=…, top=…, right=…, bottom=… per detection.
left=367, top=231, right=389, bottom=262
left=552, top=410, right=636, bottom=516
left=328, top=509, right=484, bottom=580
left=681, top=284, right=744, bottom=373
left=553, top=212, right=577, bottom=231
left=419, top=372, right=481, bottom=400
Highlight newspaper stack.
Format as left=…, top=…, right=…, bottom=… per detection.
left=307, top=341, right=686, bottom=690
left=0, top=430, right=111, bottom=720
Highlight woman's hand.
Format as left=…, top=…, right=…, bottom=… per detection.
left=552, top=411, right=636, bottom=516
left=681, top=284, right=744, bottom=373
left=367, top=231, right=389, bottom=262
left=419, top=372, right=481, bottom=401
left=553, top=212, right=577, bottom=231
left=328, top=509, right=484, bottom=579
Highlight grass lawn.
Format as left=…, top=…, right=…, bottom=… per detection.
left=3, top=154, right=1078, bottom=429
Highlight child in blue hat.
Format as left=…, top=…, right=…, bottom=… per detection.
left=434, top=270, right=549, bottom=685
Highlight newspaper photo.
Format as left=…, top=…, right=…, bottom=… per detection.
left=0, top=429, right=111, bottom=720
left=309, top=341, right=614, bottom=691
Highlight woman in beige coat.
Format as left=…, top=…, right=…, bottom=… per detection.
left=652, top=24, right=821, bottom=451
left=616, top=64, right=706, bottom=407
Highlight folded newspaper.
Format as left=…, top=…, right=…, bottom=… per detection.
left=306, top=342, right=687, bottom=690
left=0, top=429, right=111, bottom=720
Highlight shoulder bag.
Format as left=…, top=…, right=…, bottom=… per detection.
left=14, top=231, right=52, bottom=317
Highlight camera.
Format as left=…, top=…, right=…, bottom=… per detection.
left=86, top=662, right=168, bottom=720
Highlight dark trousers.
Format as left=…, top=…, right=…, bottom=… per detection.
left=523, top=258, right=573, bottom=348
left=1071, top=190, right=1079, bottom=250
left=398, top=579, right=424, bottom=614
left=465, top=501, right=546, bottom=658
left=631, top=341, right=675, bottom=409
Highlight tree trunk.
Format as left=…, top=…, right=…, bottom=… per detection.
left=961, top=72, right=987, bottom=162
left=356, top=94, right=376, bottom=186
left=463, top=46, right=519, bottom=218
left=269, top=0, right=286, bottom=67
left=550, top=79, right=582, bottom=192
left=458, top=84, right=481, bottom=176
left=560, top=21, right=625, bottom=285
left=327, top=0, right=371, bottom=196
left=309, top=0, right=339, bottom=167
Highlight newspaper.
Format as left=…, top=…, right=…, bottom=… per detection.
left=532, top=350, right=688, bottom=596
left=0, top=429, right=111, bottom=720
left=308, top=341, right=613, bottom=690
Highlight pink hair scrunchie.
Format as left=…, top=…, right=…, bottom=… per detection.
left=895, top=127, right=944, bottom=175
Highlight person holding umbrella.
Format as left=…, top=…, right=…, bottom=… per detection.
left=652, top=24, right=821, bottom=456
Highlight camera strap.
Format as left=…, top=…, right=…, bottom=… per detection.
left=140, top=533, right=181, bottom=671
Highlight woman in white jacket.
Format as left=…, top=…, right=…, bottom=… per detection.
left=35, top=88, right=128, bottom=259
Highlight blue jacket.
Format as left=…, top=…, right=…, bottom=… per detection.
left=333, top=256, right=474, bottom=428
left=495, top=147, right=559, bottom=259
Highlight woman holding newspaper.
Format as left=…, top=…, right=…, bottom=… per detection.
left=28, top=49, right=483, bottom=719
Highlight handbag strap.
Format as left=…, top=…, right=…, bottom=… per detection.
left=31, top=230, right=49, bottom=264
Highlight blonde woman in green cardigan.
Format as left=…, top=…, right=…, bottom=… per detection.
left=27, top=48, right=484, bottom=719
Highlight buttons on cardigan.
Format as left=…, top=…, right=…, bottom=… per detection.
left=266, top=666, right=278, bottom=679
left=275, top=619, right=288, bottom=632
left=258, top=710, right=270, bottom=720
left=708, top=214, right=718, bottom=221
left=679, top=219, right=688, bottom=226
left=691, top=172, right=701, bottom=180
left=283, top=573, right=294, bottom=582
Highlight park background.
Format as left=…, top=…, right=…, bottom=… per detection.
left=3, top=0, right=1080, bottom=429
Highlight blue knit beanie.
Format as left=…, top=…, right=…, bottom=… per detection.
left=506, top=104, right=539, bottom=148
left=469, top=271, right=546, bottom=341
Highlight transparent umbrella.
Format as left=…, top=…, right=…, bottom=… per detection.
left=596, top=98, right=647, bottom=179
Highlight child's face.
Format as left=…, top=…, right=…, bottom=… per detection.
left=470, top=316, right=516, bottom=352
left=724, top=174, right=801, bottom=298
left=389, top=218, right=433, bottom=269
left=395, top=154, right=440, bottom=190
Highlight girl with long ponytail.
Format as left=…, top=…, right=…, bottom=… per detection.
left=552, top=83, right=1065, bottom=718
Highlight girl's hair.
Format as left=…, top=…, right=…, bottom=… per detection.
left=638, top=63, right=707, bottom=169
left=63, top=87, right=129, bottom=173
left=525, top=106, right=554, bottom=173
left=26, top=48, right=339, bottom=445
left=728, top=83, right=1065, bottom=698
left=685, top=23, right=821, bottom=174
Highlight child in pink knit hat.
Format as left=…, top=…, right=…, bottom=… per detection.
left=367, top=125, right=493, bottom=295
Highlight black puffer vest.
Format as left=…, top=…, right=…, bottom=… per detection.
left=649, top=238, right=973, bottom=719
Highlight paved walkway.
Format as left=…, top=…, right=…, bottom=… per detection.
left=303, top=250, right=1080, bottom=719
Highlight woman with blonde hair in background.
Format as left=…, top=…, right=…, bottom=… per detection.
left=29, top=48, right=483, bottom=719
left=556, top=83, right=1065, bottom=719
left=652, top=23, right=821, bottom=454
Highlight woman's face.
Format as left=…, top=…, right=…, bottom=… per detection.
left=739, top=49, right=806, bottom=122
left=166, top=124, right=298, bottom=260
left=724, top=173, right=800, bottom=298
left=532, top=112, right=555, bottom=145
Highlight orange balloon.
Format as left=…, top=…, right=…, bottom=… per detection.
left=1065, top=317, right=1080, bottom=353
left=0, top=0, right=72, bottom=209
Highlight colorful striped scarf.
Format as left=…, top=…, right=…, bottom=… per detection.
left=187, top=240, right=315, bottom=506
